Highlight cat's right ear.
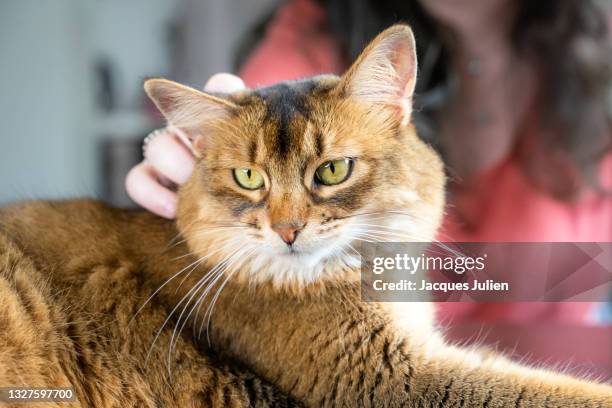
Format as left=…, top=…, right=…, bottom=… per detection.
left=144, top=78, right=237, bottom=153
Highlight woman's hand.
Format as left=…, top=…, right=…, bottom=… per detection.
left=126, top=73, right=245, bottom=218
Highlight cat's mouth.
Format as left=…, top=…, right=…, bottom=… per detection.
left=278, top=245, right=316, bottom=258
left=273, top=236, right=354, bottom=265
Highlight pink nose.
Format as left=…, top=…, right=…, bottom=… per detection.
left=271, top=223, right=305, bottom=245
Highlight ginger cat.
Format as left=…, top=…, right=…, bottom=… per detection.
left=0, top=25, right=610, bottom=407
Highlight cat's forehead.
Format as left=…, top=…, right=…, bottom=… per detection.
left=230, top=75, right=339, bottom=114
left=225, top=76, right=341, bottom=164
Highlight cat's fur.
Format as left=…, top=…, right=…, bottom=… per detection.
left=0, top=25, right=610, bottom=407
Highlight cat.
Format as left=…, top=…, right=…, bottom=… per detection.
left=0, top=24, right=610, bottom=407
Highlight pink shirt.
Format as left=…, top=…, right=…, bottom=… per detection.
left=239, top=0, right=612, bottom=324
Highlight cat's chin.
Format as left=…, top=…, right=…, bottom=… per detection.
left=230, top=244, right=362, bottom=290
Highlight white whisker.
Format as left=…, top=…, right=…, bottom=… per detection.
left=165, top=241, right=246, bottom=372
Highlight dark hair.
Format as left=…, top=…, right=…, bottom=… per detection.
left=238, top=0, right=612, bottom=198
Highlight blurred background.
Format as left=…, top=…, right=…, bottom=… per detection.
left=0, top=0, right=277, bottom=206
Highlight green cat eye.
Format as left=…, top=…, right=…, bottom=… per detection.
left=233, top=168, right=264, bottom=190
left=315, top=158, right=353, bottom=186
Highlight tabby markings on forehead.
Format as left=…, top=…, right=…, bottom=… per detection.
left=257, top=84, right=310, bottom=158
left=250, top=79, right=335, bottom=160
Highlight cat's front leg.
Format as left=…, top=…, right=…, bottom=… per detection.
left=310, top=303, right=612, bottom=407
left=383, top=302, right=612, bottom=407
left=211, top=284, right=611, bottom=407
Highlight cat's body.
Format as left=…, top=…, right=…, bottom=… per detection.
left=2, top=201, right=611, bottom=408
left=0, top=25, right=611, bottom=407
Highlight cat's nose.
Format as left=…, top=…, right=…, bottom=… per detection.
left=271, top=223, right=305, bottom=246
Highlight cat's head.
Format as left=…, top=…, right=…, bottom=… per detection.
left=145, top=25, right=445, bottom=289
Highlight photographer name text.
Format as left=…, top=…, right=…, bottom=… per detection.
left=372, top=279, right=509, bottom=292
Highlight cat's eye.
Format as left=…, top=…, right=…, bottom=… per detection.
left=233, top=168, right=264, bottom=190
left=315, top=158, right=353, bottom=186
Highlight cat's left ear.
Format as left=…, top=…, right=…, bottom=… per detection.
left=144, top=78, right=237, bottom=154
left=339, top=25, right=417, bottom=125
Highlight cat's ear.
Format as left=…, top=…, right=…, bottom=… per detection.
left=339, top=25, right=417, bottom=125
left=144, top=78, right=237, bottom=151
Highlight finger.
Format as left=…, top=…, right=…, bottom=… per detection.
left=125, top=162, right=178, bottom=219
left=204, top=73, right=246, bottom=93
left=144, top=130, right=196, bottom=185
